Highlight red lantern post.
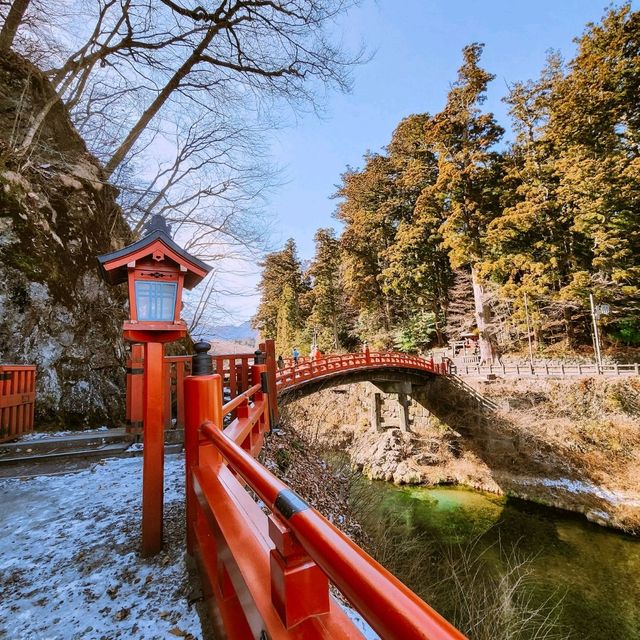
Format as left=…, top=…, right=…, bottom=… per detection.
left=98, top=215, right=211, bottom=556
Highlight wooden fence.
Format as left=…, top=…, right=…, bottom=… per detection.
left=0, top=365, right=36, bottom=442
left=126, top=340, right=278, bottom=434
left=457, top=362, right=640, bottom=378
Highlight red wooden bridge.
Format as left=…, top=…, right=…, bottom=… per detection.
left=127, top=342, right=461, bottom=639
left=276, top=350, right=449, bottom=393
left=127, top=345, right=448, bottom=434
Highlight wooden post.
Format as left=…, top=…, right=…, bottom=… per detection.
left=163, top=360, right=172, bottom=429
left=269, top=514, right=330, bottom=628
left=370, top=390, right=382, bottom=432
left=184, top=342, right=221, bottom=554
left=142, top=341, right=165, bottom=557
left=176, top=361, right=185, bottom=429
left=127, top=344, right=144, bottom=434
left=589, top=293, right=603, bottom=374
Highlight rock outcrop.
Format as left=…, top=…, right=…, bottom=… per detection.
left=0, top=52, right=132, bottom=428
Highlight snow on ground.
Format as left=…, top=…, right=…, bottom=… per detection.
left=18, top=427, right=109, bottom=441
left=516, top=475, right=640, bottom=505
left=0, top=455, right=202, bottom=640
left=341, top=605, right=379, bottom=640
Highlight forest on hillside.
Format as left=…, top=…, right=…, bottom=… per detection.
left=254, top=5, right=640, bottom=360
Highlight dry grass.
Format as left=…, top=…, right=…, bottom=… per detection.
left=344, top=471, right=570, bottom=640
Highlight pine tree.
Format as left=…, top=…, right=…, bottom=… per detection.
left=483, top=54, right=579, bottom=344
left=381, top=115, right=453, bottom=346
left=335, top=154, right=400, bottom=341
left=547, top=4, right=640, bottom=337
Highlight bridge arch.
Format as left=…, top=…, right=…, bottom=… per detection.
left=277, top=367, right=437, bottom=398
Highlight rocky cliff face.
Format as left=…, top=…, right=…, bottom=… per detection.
left=0, top=52, right=132, bottom=428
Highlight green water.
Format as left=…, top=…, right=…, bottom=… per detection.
left=361, top=482, right=640, bottom=639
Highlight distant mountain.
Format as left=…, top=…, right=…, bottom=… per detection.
left=207, top=320, right=257, bottom=343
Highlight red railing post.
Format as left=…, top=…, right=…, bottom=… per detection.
left=269, top=513, right=330, bottom=628
left=261, top=339, right=279, bottom=426
left=163, top=359, right=172, bottom=429
left=141, top=341, right=165, bottom=557
left=184, top=341, right=223, bottom=554
left=176, top=360, right=186, bottom=429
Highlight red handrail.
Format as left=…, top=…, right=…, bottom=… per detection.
left=183, top=347, right=464, bottom=639
left=276, top=351, right=443, bottom=393
left=222, top=383, right=262, bottom=416
left=201, top=421, right=466, bottom=640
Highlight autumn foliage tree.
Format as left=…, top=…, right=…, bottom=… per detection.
left=256, top=5, right=640, bottom=356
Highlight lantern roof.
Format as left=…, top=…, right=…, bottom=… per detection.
left=97, top=226, right=211, bottom=289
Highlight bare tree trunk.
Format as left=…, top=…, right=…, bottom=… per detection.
left=0, top=0, right=31, bottom=51
left=471, top=266, right=494, bottom=364
left=563, top=306, right=575, bottom=349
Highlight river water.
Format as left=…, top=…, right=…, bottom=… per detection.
left=359, top=482, right=640, bottom=639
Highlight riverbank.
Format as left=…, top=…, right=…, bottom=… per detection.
left=260, top=419, right=618, bottom=639
left=280, top=376, right=640, bottom=534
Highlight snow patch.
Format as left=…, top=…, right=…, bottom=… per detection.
left=517, top=476, right=625, bottom=504
left=0, top=455, right=202, bottom=640
left=341, top=604, right=379, bottom=639
left=19, top=426, right=109, bottom=441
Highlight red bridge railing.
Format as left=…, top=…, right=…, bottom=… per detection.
left=126, top=344, right=276, bottom=433
left=0, top=364, right=36, bottom=442
left=184, top=360, right=466, bottom=640
left=127, top=344, right=444, bottom=435
left=277, top=351, right=446, bottom=393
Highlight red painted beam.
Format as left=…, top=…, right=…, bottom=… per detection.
left=200, top=422, right=467, bottom=640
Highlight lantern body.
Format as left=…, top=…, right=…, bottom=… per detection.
left=135, top=282, right=177, bottom=322
left=98, top=228, right=211, bottom=343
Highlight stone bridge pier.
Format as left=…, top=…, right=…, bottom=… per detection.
left=368, top=381, right=413, bottom=432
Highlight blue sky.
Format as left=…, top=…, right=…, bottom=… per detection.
left=226, top=0, right=637, bottom=322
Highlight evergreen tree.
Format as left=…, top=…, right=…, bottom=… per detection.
left=335, top=154, right=400, bottom=342
left=254, top=7, right=640, bottom=354
left=381, top=115, right=453, bottom=347
left=427, top=43, right=504, bottom=361
left=306, top=228, right=352, bottom=351
left=483, top=54, right=577, bottom=344
left=547, top=4, right=640, bottom=339
left=253, top=238, right=308, bottom=354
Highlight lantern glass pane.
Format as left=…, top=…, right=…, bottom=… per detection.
left=135, top=281, right=177, bottom=321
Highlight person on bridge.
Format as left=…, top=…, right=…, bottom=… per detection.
left=292, top=347, right=300, bottom=366
left=277, top=355, right=285, bottom=370
left=314, top=347, right=323, bottom=361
